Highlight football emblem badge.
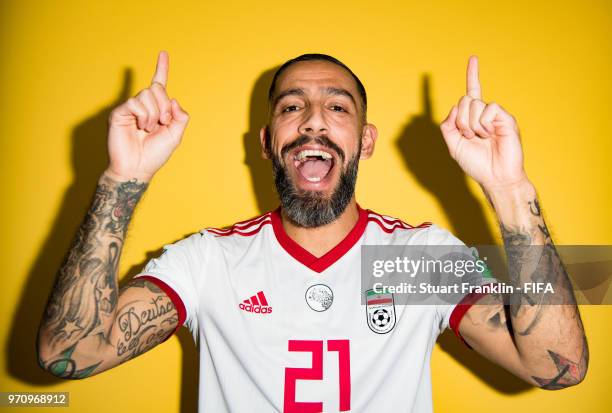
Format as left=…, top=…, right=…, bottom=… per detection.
left=365, top=289, right=396, bottom=334
left=305, top=284, right=334, bottom=312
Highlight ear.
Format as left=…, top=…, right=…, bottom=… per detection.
left=259, top=126, right=271, bottom=159
left=359, top=123, right=378, bottom=159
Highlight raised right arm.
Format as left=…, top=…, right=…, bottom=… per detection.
left=36, top=51, right=190, bottom=378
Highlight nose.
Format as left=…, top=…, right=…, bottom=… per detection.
left=298, top=106, right=328, bottom=135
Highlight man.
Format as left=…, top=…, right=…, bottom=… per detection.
left=37, top=51, right=588, bottom=412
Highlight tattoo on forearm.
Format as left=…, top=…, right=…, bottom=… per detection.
left=532, top=336, right=589, bottom=390
left=39, top=175, right=147, bottom=377
left=38, top=343, right=102, bottom=380
left=500, top=197, right=574, bottom=333
left=497, top=196, right=588, bottom=387
left=465, top=293, right=514, bottom=340
left=528, top=199, right=552, bottom=240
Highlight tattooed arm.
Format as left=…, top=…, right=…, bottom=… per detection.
left=36, top=174, right=180, bottom=378
left=37, top=51, right=190, bottom=378
left=456, top=181, right=588, bottom=389
left=438, top=56, right=587, bottom=389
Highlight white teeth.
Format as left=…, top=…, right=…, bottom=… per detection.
left=296, top=149, right=332, bottom=161
left=306, top=176, right=321, bottom=182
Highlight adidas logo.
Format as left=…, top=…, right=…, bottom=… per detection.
left=239, top=291, right=272, bottom=314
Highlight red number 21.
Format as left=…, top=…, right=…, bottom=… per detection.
left=283, top=339, right=350, bottom=413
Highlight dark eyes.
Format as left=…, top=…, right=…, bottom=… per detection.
left=282, top=105, right=299, bottom=113
left=281, top=105, right=347, bottom=113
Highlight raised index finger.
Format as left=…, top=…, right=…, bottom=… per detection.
left=152, top=51, right=169, bottom=87
left=466, top=55, right=481, bottom=99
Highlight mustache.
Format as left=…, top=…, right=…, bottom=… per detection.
left=280, top=135, right=345, bottom=163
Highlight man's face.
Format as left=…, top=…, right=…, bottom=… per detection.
left=261, top=60, right=377, bottom=227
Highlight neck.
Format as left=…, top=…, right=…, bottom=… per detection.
left=280, top=198, right=360, bottom=258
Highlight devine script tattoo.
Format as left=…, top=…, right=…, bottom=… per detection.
left=112, top=279, right=179, bottom=361
left=117, top=296, right=175, bottom=344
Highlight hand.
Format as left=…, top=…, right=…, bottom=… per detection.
left=105, top=51, right=189, bottom=182
left=439, top=56, right=528, bottom=191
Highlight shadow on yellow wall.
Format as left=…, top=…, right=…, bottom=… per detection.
left=395, top=73, right=530, bottom=395
left=7, top=64, right=535, bottom=413
left=7, top=68, right=134, bottom=387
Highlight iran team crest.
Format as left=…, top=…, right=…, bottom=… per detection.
left=365, top=289, right=396, bottom=334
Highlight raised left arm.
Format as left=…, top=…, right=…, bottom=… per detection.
left=439, top=56, right=588, bottom=389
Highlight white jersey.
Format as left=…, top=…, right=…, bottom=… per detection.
left=134, top=206, right=489, bottom=412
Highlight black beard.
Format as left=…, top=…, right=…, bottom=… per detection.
left=271, top=148, right=359, bottom=228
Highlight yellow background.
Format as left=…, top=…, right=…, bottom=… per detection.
left=2, top=0, right=610, bottom=412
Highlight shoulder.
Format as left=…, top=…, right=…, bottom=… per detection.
left=363, top=208, right=464, bottom=245
left=152, top=212, right=274, bottom=265
left=364, top=208, right=432, bottom=233
left=154, top=211, right=273, bottom=256
left=200, top=211, right=273, bottom=239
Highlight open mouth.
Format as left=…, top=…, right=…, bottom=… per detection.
left=293, top=149, right=335, bottom=183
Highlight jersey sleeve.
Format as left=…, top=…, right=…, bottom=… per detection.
left=133, top=232, right=207, bottom=343
left=412, top=224, right=497, bottom=344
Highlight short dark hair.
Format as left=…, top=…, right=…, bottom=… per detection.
left=267, top=53, right=367, bottom=116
